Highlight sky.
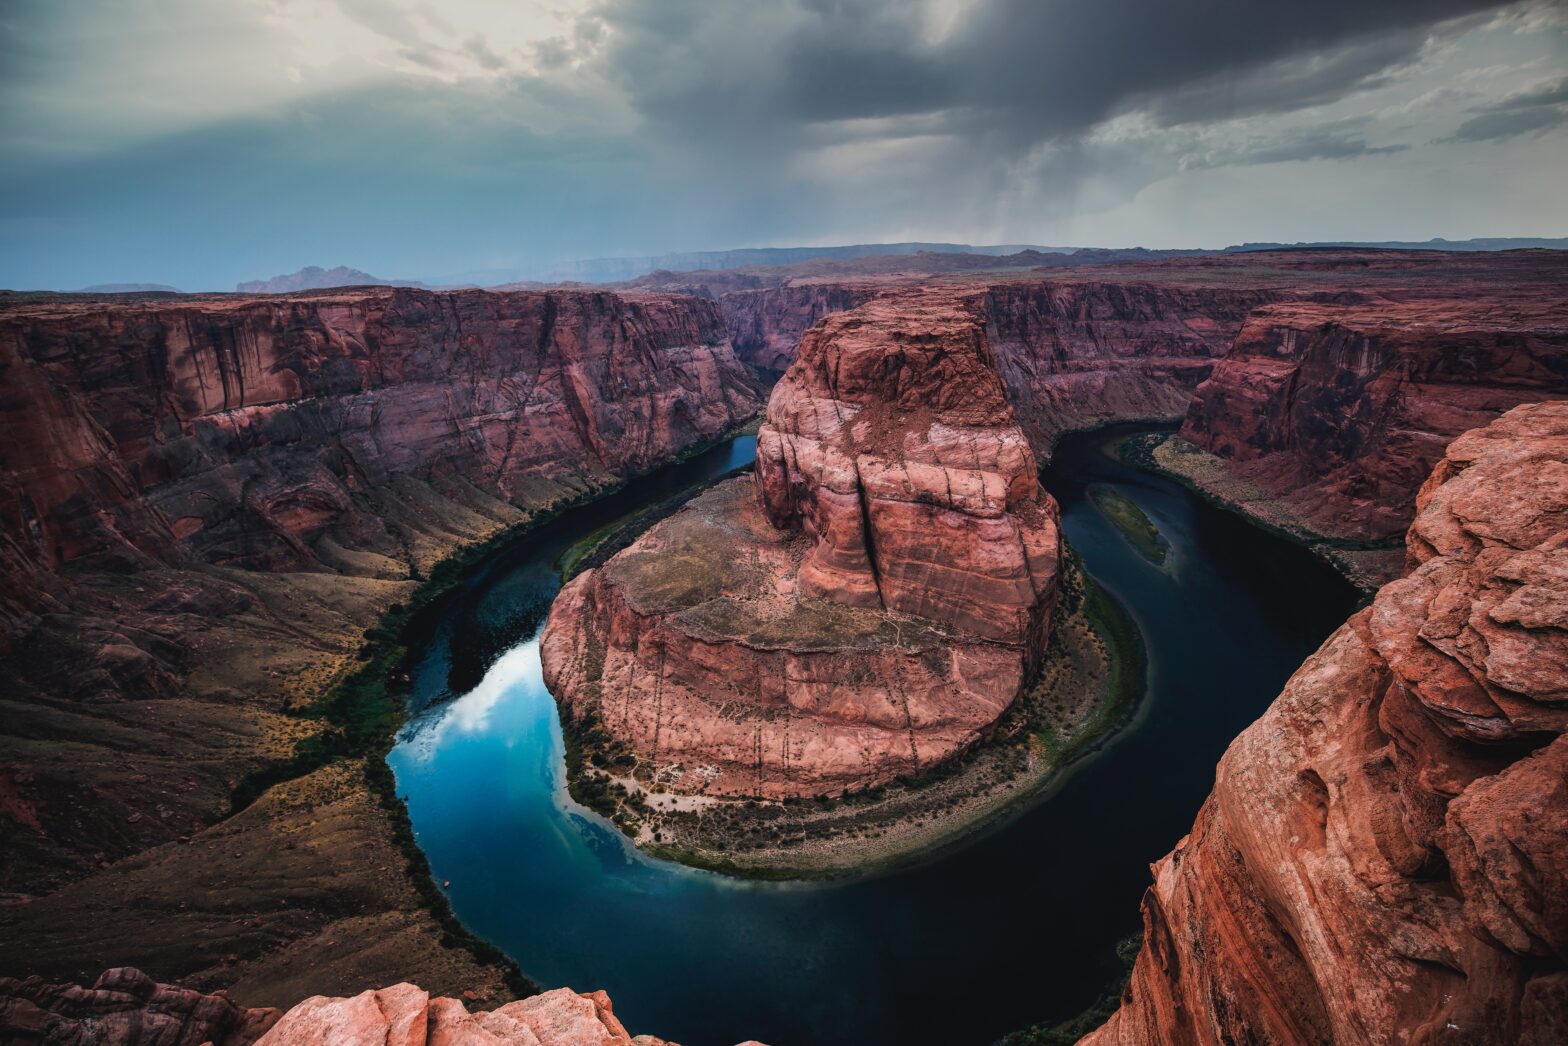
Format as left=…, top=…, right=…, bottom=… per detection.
left=2, top=0, right=1566, bottom=290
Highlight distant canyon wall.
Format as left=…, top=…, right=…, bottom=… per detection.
left=1179, top=295, right=1568, bottom=541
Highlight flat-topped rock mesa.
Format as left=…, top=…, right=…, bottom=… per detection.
left=1179, top=290, right=1568, bottom=542
left=1086, top=401, right=1568, bottom=1046
left=0, top=286, right=761, bottom=889
left=541, top=292, right=1060, bottom=798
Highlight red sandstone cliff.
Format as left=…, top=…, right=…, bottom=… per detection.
left=1085, top=401, right=1568, bottom=1045
left=977, top=281, right=1283, bottom=449
left=0, top=287, right=762, bottom=888
left=718, top=283, right=882, bottom=373
left=1179, top=294, right=1568, bottom=542
left=541, top=291, right=1060, bottom=797
left=710, top=278, right=1277, bottom=439
left=1, top=287, right=761, bottom=597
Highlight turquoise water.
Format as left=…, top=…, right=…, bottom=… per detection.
left=388, top=427, right=1358, bottom=1045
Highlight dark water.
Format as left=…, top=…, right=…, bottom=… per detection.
left=388, top=425, right=1358, bottom=1046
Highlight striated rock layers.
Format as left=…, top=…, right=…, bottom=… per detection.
left=1179, top=292, right=1568, bottom=541
left=1, top=287, right=760, bottom=606
left=541, top=292, right=1060, bottom=798
left=0, top=968, right=766, bottom=1046
left=718, top=282, right=882, bottom=373
left=978, top=281, right=1282, bottom=449
left=711, top=278, right=1277, bottom=440
left=1086, top=401, right=1568, bottom=1046
left=0, top=286, right=761, bottom=887
left=0, top=966, right=281, bottom=1045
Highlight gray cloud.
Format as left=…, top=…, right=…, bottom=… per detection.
left=0, top=0, right=1564, bottom=289
left=1441, top=73, right=1568, bottom=139
left=1183, top=123, right=1413, bottom=168
left=591, top=0, right=1513, bottom=152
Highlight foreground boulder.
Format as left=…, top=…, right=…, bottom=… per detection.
left=1085, top=401, right=1568, bottom=1045
left=0, top=966, right=280, bottom=1045
left=542, top=291, right=1059, bottom=798
left=0, top=969, right=766, bottom=1046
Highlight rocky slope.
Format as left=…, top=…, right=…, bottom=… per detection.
left=0, top=287, right=761, bottom=995
left=1085, top=402, right=1568, bottom=1045
left=541, top=291, right=1060, bottom=798
left=1, top=968, right=766, bottom=1046
left=1178, top=292, right=1568, bottom=542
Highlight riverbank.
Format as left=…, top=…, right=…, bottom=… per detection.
left=1121, top=433, right=1403, bottom=593
left=557, top=546, right=1146, bottom=880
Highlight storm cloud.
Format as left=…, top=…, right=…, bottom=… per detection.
left=1, top=0, right=1564, bottom=288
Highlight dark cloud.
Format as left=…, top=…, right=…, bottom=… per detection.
left=0, top=0, right=1562, bottom=289
left=593, top=0, right=1514, bottom=151
left=1441, top=73, right=1568, bottom=140
left=1185, top=124, right=1412, bottom=168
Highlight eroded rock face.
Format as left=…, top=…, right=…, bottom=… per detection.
left=756, top=292, right=1059, bottom=647
left=0, top=966, right=280, bottom=1045
left=1179, top=294, right=1568, bottom=541
left=541, top=291, right=1060, bottom=797
left=0, top=286, right=761, bottom=888
left=0, top=287, right=761, bottom=597
left=1086, top=402, right=1568, bottom=1046
left=979, top=281, right=1283, bottom=450
left=0, top=970, right=765, bottom=1046
left=718, top=283, right=881, bottom=373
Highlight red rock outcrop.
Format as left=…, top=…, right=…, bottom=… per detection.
left=255, top=983, right=712, bottom=1046
left=1, top=969, right=767, bottom=1046
left=1178, top=291, right=1568, bottom=541
left=0, top=966, right=280, bottom=1045
left=541, top=291, right=1060, bottom=797
left=1, top=287, right=761, bottom=596
left=1085, top=401, right=1568, bottom=1046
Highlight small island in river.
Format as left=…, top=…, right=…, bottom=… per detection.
left=1089, top=484, right=1169, bottom=566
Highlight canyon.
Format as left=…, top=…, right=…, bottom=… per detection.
left=541, top=291, right=1061, bottom=800
left=1, top=248, right=1565, bottom=1044
left=0, top=286, right=761, bottom=998
left=1084, top=401, right=1568, bottom=1046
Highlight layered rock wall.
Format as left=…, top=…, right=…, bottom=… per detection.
left=719, top=283, right=881, bottom=373
left=1178, top=295, right=1568, bottom=540
left=1086, top=402, right=1568, bottom=1045
left=1, top=288, right=761, bottom=607
left=977, top=281, right=1283, bottom=449
left=542, top=291, right=1060, bottom=798
left=0, top=286, right=761, bottom=888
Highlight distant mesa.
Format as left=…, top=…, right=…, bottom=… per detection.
left=77, top=282, right=182, bottom=294
left=236, top=265, right=430, bottom=293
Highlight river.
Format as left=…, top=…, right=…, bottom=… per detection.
left=387, top=425, right=1358, bottom=1046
